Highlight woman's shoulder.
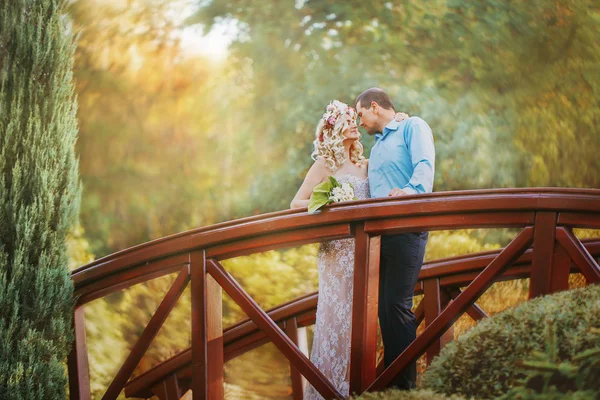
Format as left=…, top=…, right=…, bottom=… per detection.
left=311, top=157, right=335, bottom=177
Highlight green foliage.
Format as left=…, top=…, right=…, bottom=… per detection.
left=353, top=389, right=467, bottom=400
left=421, top=285, right=600, bottom=399
left=499, top=322, right=600, bottom=399
left=0, top=0, right=81, bottom=398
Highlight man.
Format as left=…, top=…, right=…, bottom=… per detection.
left=355, top=87, right=435, bottom=389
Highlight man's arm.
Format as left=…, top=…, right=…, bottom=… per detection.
left=402, top=117, right=435, bottom=194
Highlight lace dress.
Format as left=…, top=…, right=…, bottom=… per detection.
left=304, top=174, right=370, bottom=399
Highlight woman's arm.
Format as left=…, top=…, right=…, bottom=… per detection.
left=290, top=159, right=329, bottom=209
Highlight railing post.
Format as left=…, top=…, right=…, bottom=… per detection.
left=350, top=223, right=380, bottom=395
left=423, top=279, right=453, bottom=365
left=285, top=317, right=306, bottom=399
left=551, top=243, right=572, bottom=293
left=191, top=251, right=224, bottom=400
left=151, top=374, right=181, bottom=400
left=68, top=305, right=91, bottom=400
left=529, top=212, right=558, bottom=298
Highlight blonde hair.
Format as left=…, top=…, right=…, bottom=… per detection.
left=311, top=100, right=366, bottom=171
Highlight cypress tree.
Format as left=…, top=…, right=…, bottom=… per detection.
left=0, top=0, right=81, bottom=398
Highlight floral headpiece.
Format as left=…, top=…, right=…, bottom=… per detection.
left=319, top=100, right=356, bottom=142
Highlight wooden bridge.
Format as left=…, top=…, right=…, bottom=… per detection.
left=67, top=188, right=600, bottom=400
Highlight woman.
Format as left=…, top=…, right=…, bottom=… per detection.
left=291, top=100, right=407, bottom=398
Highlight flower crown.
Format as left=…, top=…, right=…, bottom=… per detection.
left=318, top=100, right=357, bottom=142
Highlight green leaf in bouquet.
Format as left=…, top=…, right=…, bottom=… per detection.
left=308, top=191, right=331, bottom=213
left=329, top=176, right=340, bottom=187
left=312, top=179, right=333, bottom=193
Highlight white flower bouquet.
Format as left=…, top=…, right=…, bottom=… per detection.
left=308, top=176, right=357, bottom=214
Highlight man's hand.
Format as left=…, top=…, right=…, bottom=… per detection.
left=394, top=112, right=409, bottom=122
left=388, top=188, right=407, bottom=197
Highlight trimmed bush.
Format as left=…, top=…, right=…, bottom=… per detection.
left=421, top=284, right=600, bottom=399
left=354, top=389, right=467, bottom=400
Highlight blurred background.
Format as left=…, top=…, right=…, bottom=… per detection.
left=65, top=0, right=600, bottom=398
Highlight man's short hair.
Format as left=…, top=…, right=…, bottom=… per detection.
left=355, top=88, right=396, bottom=111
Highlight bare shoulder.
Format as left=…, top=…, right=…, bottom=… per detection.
left=308, top=157, right=331, bottom=181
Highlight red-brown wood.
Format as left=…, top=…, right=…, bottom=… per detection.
left=285, top=318, right=305, bottom=400
left=551, top=244, right=572, bottom=293
left=367, top=227, right=534, bottom=391
left=124, top=296, right=318, bottom=398
left=66, top=189, right=600, bottom=399
left=207, top=224, right=351, bottom=260
left=557, top=212, right=600, bottom=229
left=529, top=212, right=557, bottom=298
left=151, top=374, right=181, bottom=400
left=206, top=259, right=344, bottom=399
left=102, top=266, right=190, bottom=400
left=364, top=212, right=535, bottom=235
left=350, top=225, right=380, bottom=394
left=206, top=274, right=224, bottom=399
left=123, top=239, right=600, bottom=400
left=556, top=227, right=600, bottom=283
left=191, top=251, right=208, bottom=400
left=71, top=190, right=600, bottom=294
left=446, top=288, right=489, bottom=321
left=68, top=306, right=91, bottom=400
left=423, top=279, right=453, bottom=364
left=74, top=254, right=189, bottom=306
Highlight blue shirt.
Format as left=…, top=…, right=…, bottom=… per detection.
left=368, top=117, right=435, bottom=198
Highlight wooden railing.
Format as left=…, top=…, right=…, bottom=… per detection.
left=68, top=188, right=600, bottom=400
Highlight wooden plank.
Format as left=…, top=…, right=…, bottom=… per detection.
left=206, top=259, right=344, bottom=399
left=555, top=227, right=600, bottom=283
left=151, top=374, right=181, bottom=400
left=367, top=226, right=534, bottom=391
left=423, top=279, right=453, bottom=365
left=551, top=244, right=571, bottom=293
left=414, top=299, right=424, bottom=327
left=557, top=212, right=600, bottom=229
left=364, top=212, right=534, bottom=235
left=439, top=265, right=532, bottom=287
left=285, top=318, right=305, bottom=400
left=207, top=224, right=351, bottom=260
left=72, top=190, right=600, bottom=291
left=446, top=288, right=489, bottom=321
left=206, top=273, right=224, bottom=399
left=350, top=227, right=380, bottom=394
left=75, top=257, right=188, bottom=305
left=102, top=266, right=190, bottom=400
left=68, top=306, right=91, bottom=400
left=191, top=251, right=208, bottom=400
left=529, top=212, right=557, bottom=298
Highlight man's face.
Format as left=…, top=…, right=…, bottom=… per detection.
left=356, top=101, right=379, bottom=135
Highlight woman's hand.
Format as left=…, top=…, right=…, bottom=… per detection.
left=394, top=112, right=409, bottom=122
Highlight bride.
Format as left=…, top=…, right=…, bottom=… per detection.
left=290, top=100, right=406, bottom=398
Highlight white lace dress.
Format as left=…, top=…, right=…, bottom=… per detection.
left=304, top=174, right=370, bottom=399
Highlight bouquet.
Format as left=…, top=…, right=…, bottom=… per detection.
left=308, top=176, right=357, bottom=213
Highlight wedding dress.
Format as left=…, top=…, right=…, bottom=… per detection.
left=304, top=174, right=370, bottom=399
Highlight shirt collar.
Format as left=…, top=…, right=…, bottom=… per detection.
left=375, top=118, right=402, bottom=141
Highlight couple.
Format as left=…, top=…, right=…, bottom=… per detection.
left=290, top=88, right=435, bottom=398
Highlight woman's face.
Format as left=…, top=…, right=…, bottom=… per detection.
left=342, top=112, right=359, bottom=141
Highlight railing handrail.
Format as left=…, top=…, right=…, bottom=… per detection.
left=70, top=188, right=600, bottom=301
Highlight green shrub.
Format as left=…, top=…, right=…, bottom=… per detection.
left=354, top=389, right=468, bottom=400
left=498, top=323, right=600, bottom=399
left=421, top=285, right=600, bottom=399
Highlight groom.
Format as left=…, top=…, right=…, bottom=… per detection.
left=355, top=88, right=435, bottom=389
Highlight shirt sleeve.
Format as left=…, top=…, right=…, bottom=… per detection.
left=402, top=117, right=435, bottom=194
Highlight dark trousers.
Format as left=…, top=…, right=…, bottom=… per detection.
left=378, top=232, right=428, bottom=389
